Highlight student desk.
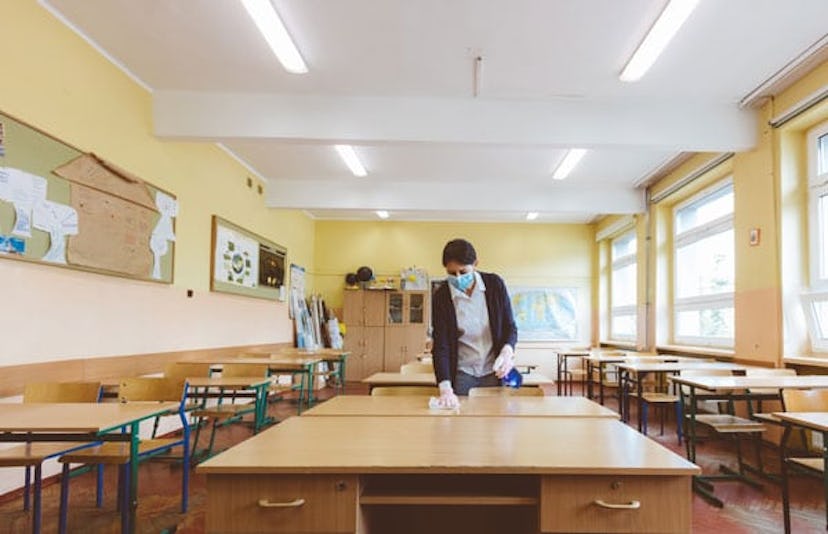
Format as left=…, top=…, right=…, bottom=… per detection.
left=615, top=361, right=750, bottom=431
left=198, top=416, right=699, bottom=533
left=186, top=377, right=274, bottom=433
left=302, top=395, right=619, bottom=418
left=194, top=356, right=323, bottom=412
left=555, top=349, right=590, bottom=396
left=0, top=402, right=179, bottom=534
left=362, top=372, right=554, bottom=391
left=773, top=411, right=828, bottom=533
left=668, top=374, right=828, bottom=508
left=244, top=349, right=350, bottom=393
left=583, top=355, right=697, bottom=405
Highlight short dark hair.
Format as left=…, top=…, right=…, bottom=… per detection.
left=442, top=239, right=477, bottom=266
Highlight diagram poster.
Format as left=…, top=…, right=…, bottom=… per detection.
left=214, top=225, right=259, bottom=288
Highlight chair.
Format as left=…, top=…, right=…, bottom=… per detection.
left=371, top=386, right=439, bottom=396
left=624, top=359, right=682, bottom=443
left=468, top=386, right=544, bottom=397
left=57, top=378, right=190, bottom=534
left=0, top=382, right=101, bottom=533
left=191, top=363, right=270, bottom=460
left=400, top=361, right=433, bottom=375
left=779, top=388, right=828, bottom=534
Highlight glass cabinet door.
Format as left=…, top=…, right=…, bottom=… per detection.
left=387, top=292, right=404, bottom=324
left=408, top=293, right=425, bottom=324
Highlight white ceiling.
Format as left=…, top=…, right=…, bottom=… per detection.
left=42, top=0, right=828, bottom=222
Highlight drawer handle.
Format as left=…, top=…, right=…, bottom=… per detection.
left=594, top=499, right=641, bottom=510
left=258, top=498, right=306, bottom=508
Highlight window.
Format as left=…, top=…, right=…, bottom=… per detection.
left=610, top=230, right=637, bottom=341
left=805, top=121, right=828, bottom=350
left=673, top=180, right=734, bottom=347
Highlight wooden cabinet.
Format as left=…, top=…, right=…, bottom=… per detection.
left=343, top=290, right=429, bottom=380
left=343, top=326, right=384, bottom=382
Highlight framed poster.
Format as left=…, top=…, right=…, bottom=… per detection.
left=210, top=215, right=286, bottom=300
left=510, top=286, right=579, bottom=341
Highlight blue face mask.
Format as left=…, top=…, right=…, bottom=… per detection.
left=448, top=270, right=475, bottom=292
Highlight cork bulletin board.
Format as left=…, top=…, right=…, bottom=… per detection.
left=0, top=111, right=176, bottom=282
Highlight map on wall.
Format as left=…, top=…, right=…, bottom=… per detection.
left=510, top=287, right=578, bottom=341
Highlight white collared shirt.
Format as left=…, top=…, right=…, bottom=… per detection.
left=449, top=271, right=495, bottom=377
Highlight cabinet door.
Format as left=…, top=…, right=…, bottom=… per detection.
left=342, top=290, right=364, bottom=327
left=343, top=325, right=364, bottom=381
left=383, top=328, right=408, bottom=371
left=386, top=292, right=405, bottom=326
left=362, top=326, right=385, bottom=376
left=363, top=291, right=387, bottom=326
left=405, top=292, right=427, bottom=325
left=404, top=325, right=428, bottom=362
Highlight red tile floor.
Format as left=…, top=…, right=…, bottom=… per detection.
left=1, top=383, right=824, bottom=533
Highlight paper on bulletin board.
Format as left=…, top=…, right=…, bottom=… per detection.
left=214, top=225, right=259, bottom=288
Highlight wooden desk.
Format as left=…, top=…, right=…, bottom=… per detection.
left=616, top=361, right=751, bottom=431
left=0, top=402, right=179, bottom=534
left=187, top=377, right=274, bottom=433
left=363, top=372, right=553, bottom=390
left=773, top=412, right=828, bottom=534
left=584, top=355, right=693, bottom=405
left=302, top=395, right=619, bottom=418
left=198, top=416, right=698, bottom=533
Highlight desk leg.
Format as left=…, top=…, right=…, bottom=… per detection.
left=586, top=360, right=594, bottom=400
left=617, top=368, right=624, bottom=421
left=556, top=353, right=562, bottom=396
left=128, top=423, right=139, bottom=534
left=636, top=372, right=645, bottom=432
left=32, top=464, right=42, bottom=534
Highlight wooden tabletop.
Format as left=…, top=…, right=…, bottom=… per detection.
left=197, top=416, right=699, bottom=476
left=190, top=356, right=322, bottom=367
left=616, top=361, right=751, bottom=374
left=363, top=372, right=554, bottom=387
left=243, top=348, right=349, bottom=359
left=301, top=395, right=618, bottom=418
left=582, top=355, right=699, bottom=363
left=773, top=412, right=828, bottom=432
left=0, top=402, right=179, bottom=433
left=672, top=375, right=828, bottom=392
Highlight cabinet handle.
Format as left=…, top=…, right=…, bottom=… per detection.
left=594, top=499, right=640, bottom=510
left=258, top=498, right=306, bottom=508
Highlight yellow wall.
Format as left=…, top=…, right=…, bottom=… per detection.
left=0, top=1, right=314, bottom=363
left=313, top=220, right=595, bottom=344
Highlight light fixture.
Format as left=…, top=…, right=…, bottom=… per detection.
left=241, top=0, right=308, bottom=74
left=334, top=145, right=367, bottom=177
left=526, top=212, right=539, bottom=221
left=376, top=210, right=389, bottom=219
left=619, top=0, right=699, bottom=82
left=552, top=149, right=587, bottom=180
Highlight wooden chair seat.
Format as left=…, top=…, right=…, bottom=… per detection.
left=0, top=443, right=93, bottom=467
left=59, top=438, right=182, bottom=464
left=695, top=414, right=766, bottom=433
left=789, top=457, right=824, bottom=473
left=192, top=402, right=255, bottom=420
left=640, top=392, right=680, bottom=404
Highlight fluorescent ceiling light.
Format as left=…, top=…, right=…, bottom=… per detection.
left=334, top=145, right=368, bottom=177
left=552, top=149, right=587, bottom=180
left=619, top=0, right=699, bottom=82
left=241, top=0, right=308, bottom=74
left=376, top=210, right=390, bottom=219
left=526, top=212, right=539, bottom=221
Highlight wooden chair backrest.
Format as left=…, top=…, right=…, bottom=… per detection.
left=781, top=389, right=828, bottom=412
left=164, top=362, right=212, bottom=380
left=222, top=363, right=269, bottom=378
left=400, top=362, right=433, bottom=375
left=118, top=377, right=186, bottom=403
left=23, top=382, right=101, bottom=403
left=468, top=387, right=544, bottom=397
left=371, top=386, right=439, bottom=397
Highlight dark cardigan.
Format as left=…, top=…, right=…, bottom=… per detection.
left=431, top=271, right=518, bottom=385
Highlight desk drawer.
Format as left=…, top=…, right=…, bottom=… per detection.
left=540, top=475, right=691, bottom=533
left=206, top=474, right=358, bottom=533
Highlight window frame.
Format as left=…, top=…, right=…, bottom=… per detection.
left=609, top=228, right=637, bottom=342
left=671, top=178, right=735, bottom=348
left=804, top=120, right=828, bottom=351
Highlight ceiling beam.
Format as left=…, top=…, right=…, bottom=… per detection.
left=154, top=91, right=757, bottom=151
left=264, top=179, right=644, bottom=214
